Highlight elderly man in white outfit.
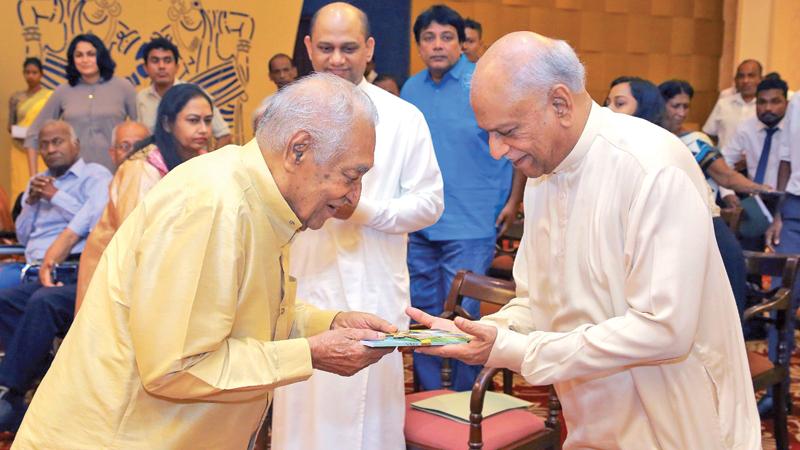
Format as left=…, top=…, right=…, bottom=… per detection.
left=271, top=3, right=444, bottom=450
left=409, top=32, right=760, bottom=450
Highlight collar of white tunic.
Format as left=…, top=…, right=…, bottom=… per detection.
left=552, top=101, right=603, bottom=174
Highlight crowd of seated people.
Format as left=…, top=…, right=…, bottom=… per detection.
left=0, top=4, right=797, bottom=447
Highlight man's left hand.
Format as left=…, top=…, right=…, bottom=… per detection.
left=332, top=311, right=398, bottom=334
left=406, top=306, right=498, bottom=366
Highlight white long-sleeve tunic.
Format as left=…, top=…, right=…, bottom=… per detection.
left=271, top=80, right=444, bottom=450
left=484, top=103, right=760, bottom=450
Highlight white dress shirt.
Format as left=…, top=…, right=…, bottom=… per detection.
left=703, top=92, right=756, bottom=149
left=722, top=116, right=787, bottom=189
left=484, top=103, right=760, bottom=449
left=271, top=79, right=444, bottom=450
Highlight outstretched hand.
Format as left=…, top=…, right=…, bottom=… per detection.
left=405, top=307, right=498, bottom=366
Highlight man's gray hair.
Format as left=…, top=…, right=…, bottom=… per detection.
left=256, top=72, right=378, bottom=163
left=40, top=119, right=78, bottom=145
left=510, top=38, right=585, bottom=100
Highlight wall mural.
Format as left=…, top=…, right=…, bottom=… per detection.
left=16, top=0, right=255, bottom=142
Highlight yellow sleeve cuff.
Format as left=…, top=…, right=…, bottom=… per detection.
left=270, top=338, right=315, bottom=388
left=294, top=302, right=339, bottom=337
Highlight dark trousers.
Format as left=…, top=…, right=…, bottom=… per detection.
left=408, top=232, right=496, bottom=391
left=713, top=217, right=748, bottom=319
left=0, top=283, right=76, bottom=393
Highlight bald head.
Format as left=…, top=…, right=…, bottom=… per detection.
left=305, top=2, right=375, bottom=85
left=471, top=32, right=591, bottom=179
left=474, top=31, right=586, bottom=103
left=39, top=120, right=80, bottom=176
left=310, top=2, right=370, bottom=39
left=110, top=121, right=150, bottom=166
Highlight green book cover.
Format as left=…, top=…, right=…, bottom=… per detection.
left=410, top=391, right=533, bottom=423
left=360, top=329, right=471, bottom=347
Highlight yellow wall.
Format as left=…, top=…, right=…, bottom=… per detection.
left=410, top=0, right=725, bottom=128
left=0, top=0, right=303, bottom=195
left=766, top=0, right=800, bottom=89
left=724, top=0, right=800, bottom=91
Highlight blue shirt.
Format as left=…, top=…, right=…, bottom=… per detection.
left=401, top=56, right=511, bottom=240
left=15, top=158, right=112, bottom=262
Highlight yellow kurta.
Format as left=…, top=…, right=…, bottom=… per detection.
left=13, top=140, right=337, bottom=449
left=75, top=144, right=164, bottom=305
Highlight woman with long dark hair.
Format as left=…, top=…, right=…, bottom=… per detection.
left=75, top=83, right=213, bottom=307
left=24, top=34, right=137, bottom=172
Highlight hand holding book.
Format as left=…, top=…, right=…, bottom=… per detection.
left=403, top=307, right=498, bottom=366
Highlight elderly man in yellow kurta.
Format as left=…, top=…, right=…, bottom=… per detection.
left=13, top=73, right=397, bottom=449
left=409, top=33, right=761, bottom=449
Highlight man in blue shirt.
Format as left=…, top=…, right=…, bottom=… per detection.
left=0, top=120, right=111, bottom=432
left=401, top=4, right=512, bottom=391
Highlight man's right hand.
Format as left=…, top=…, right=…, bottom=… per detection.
left=766, top=216, right=783, bottom=251
left=307, top=328, right=394, bottom=377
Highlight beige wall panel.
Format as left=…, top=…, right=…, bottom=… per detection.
left=693, top=19, right=723, bottom=57
left=605, top=0, right=629, bottom=13
left=650, top=0, right=675, bottom=17
left=671, top=0, right=695, bottom=17
left=691, top=90, right=718, bottom=123
left=647, top=53, right=672, bottom=82
left=648, top=17, right=673, bottom=54
left=580, top=52, right=608, bottom=92
left=694, top=0, right=723, bottom=19
left=670, top=17, right=696, bottom=55
left=667, top=55, right=694, bottom=81
left=628, top=0, right=653, bottom=15
left=690, top=55, right=718, bottom=91
left=500, top=5, right=532, bottom=34
left=577, top=11, right=607, bottom=52
left=552, top=9, right=582, bottom=46
left=529, top=7, right=559, bottom=36
left=554, top=0, right=582, bottom=11
left=625, top=15, right=653, bottom=54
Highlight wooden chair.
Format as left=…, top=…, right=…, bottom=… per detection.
left=488, top=222, right=523, bottom=281
left=405, top=271, right=561, bottom=450
left=742, top=251, right=799, bottom=450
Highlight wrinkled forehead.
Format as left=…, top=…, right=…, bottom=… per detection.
left=39, top=124, right=71, bottom=141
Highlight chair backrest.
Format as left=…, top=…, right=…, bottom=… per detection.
left=743, top=251, right=800, bottom=369
left=442, top=271, right=516, bottom=321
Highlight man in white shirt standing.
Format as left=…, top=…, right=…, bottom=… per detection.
left=270, top=3, right=444, bottom=450
left=409, top=31, right=760, bottom=449
left=704, top=59, right=762, bottom=149
left=723, top=77, right=789, bottom=250
left=136, top=38, right=232, bottom=148
left=723, top=77, right=790, bottom=189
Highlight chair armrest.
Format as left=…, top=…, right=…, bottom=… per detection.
left=744, top=287, right=791, bottom=321
left=470, top=367, right=501, bottom=416
left=0, top=244, right=24, bottom=256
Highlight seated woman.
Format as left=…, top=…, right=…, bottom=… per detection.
left=76, top=83, right=214, bottom=309
left=605, top=76, right=769, bottom=320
